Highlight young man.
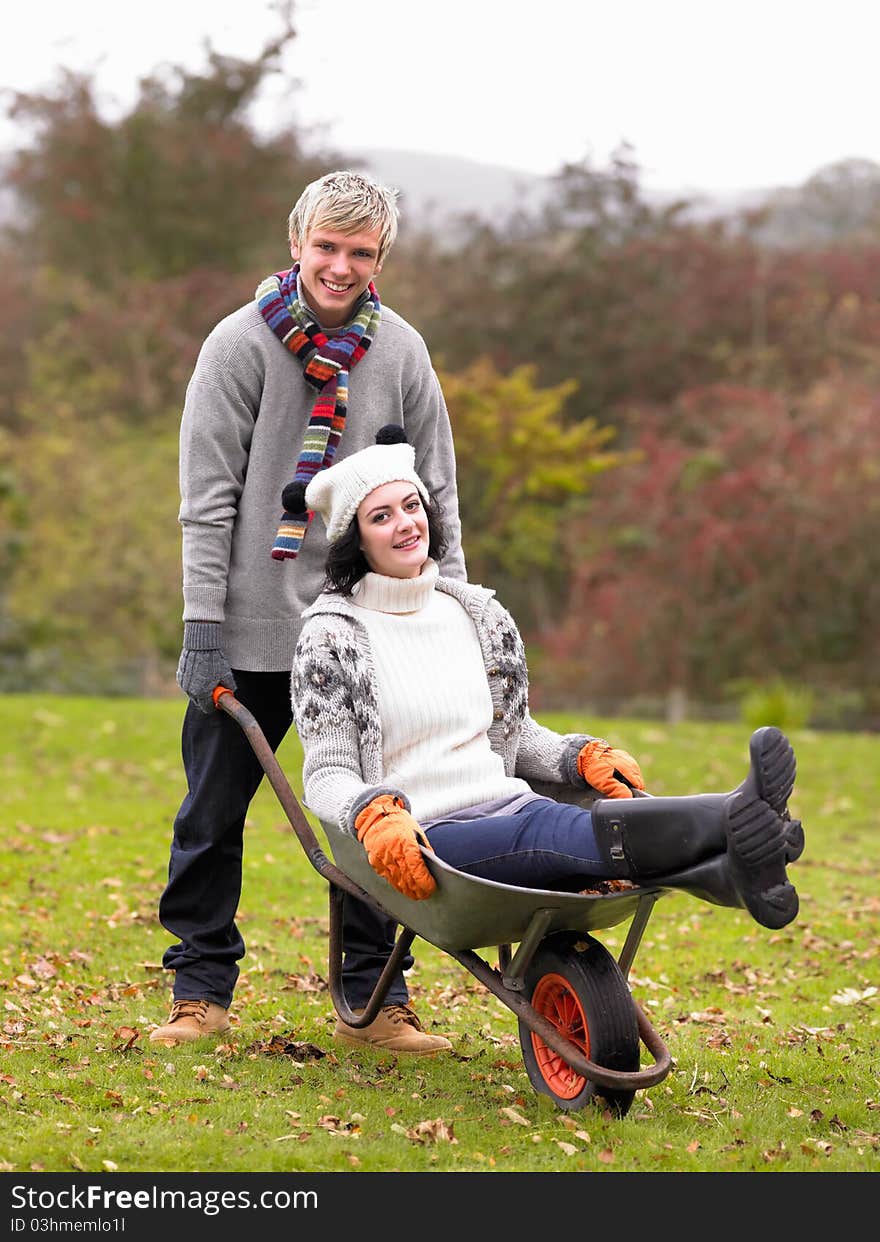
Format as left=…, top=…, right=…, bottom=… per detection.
left=151, top=170, right=466, bottom=1053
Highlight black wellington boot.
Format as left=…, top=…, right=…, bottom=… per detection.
left=589, top=728, right=801, bottom=930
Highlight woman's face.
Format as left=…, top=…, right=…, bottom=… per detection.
left=356, top=480, right=429, bottom=579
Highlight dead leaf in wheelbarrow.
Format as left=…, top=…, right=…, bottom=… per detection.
left=247, top=1034, right=327, bottom=1060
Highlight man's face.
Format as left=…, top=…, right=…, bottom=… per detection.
left=291, top=225, right=384, bottom=328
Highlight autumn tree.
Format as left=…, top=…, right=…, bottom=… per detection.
left=0, top=10, right=340, bottom=691
left=387, top=152, right=880, bottom=435
left=439, top=359, right=627, bottom=630
left=0, top=4, right=335, bottom=436
left=748, top=157, right=880, bottom=249
left=3, top=6, right=322, bottom=287
left=540, top=382, right=880, bottom=719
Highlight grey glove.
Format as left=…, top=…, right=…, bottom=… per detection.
left=176, top=622, right=237, bottom=714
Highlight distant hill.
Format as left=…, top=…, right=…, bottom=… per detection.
left=342, top=146, right=553, bottom=223
left=341, top=146, right=880, bottom=248
left=342, top=145, right=778, bottom=224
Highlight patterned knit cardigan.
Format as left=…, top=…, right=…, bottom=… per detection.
left=291, top=575, right=595, bottom=835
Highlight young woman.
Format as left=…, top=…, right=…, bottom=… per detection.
left=292, top=428, right=804, bottom=1044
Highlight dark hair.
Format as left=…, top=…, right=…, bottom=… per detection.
left=324, top=495, right=449, bottom=595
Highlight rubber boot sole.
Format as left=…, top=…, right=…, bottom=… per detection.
left=724, top=790, right=798, bottom=929
left=749, top=726, right=804, bottom=863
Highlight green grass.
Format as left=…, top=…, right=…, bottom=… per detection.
left=1, top=694, right=878, bottom=1174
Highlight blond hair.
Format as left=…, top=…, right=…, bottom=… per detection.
left=288, top=170, right=400, bottom=264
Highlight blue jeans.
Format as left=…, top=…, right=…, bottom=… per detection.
left=425, top=797, right=605, bottom=889
left=159, top=670, right=411, bottom=1010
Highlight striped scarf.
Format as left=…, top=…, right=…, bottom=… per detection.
left=255, top=265, right=382, bottom=560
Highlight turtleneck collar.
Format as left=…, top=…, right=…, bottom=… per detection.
left=351, top=559, right=439, bottom=614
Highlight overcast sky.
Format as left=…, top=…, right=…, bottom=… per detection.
left=2, top=0, right=879, bottom=192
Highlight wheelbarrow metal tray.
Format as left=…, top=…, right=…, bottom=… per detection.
left=322, top=816, right=666, bottom=953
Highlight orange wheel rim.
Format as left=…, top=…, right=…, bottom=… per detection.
left=530, top=972, right=590, bottom=1100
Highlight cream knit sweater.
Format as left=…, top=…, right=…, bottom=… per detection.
left=350, top=561, right=533, bottom=821
left=292, top=566, right=595, bottom=834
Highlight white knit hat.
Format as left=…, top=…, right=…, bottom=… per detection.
left=305, top=430, right=429, bottom=543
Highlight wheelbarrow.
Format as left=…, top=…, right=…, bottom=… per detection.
left=215, top=688, right=676, bottom=1116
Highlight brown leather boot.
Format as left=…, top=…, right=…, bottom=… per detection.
left=149, top=999, right=232, bottom=1046
left=334, top=1004, right=452, bottom=1055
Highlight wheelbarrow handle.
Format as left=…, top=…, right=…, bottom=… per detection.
left=210, top=688, right=379, bottom=909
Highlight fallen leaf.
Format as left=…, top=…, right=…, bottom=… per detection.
left=801, top=1140, right=833, bottom=1155
left=248, top=1036, right=326, bottom=1060
left=406, top=1118, right=456, bottom=1144
left=830, top=986, right=877, bottom=1006
left=111, top=1027, right=140, bottom=1051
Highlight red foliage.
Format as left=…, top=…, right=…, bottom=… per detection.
left=540, top=382, right=880, bottom=704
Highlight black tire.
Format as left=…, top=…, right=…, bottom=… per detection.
left=517, top=933, right=640, bottom=1117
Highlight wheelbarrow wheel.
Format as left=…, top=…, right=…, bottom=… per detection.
left=518, top=933, right=640, bottom=1117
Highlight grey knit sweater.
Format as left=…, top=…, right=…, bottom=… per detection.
left=291, top=574, right=595, bottom=834
left=178, top=298, right=466, bottom=670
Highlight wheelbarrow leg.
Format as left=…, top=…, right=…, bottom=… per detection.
left=326, top=883, right=418, bottom=1028
left=617, top=892, right=661, bottom=978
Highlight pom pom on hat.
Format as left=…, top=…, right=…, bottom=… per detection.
left=375, top=423, right=408, bottom=445
left=280, top=481, right=308, bottom=517
left=305, top=428, right=429, bottom=543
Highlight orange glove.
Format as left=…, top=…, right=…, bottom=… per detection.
left=577, top=739, right=645, bottom=799
left=354, top=794, right=437, bottom=901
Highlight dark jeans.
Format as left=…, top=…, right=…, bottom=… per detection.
left=159, top=670, right=411, bottom=1010
left=425, top=797, right=605, bottom=889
